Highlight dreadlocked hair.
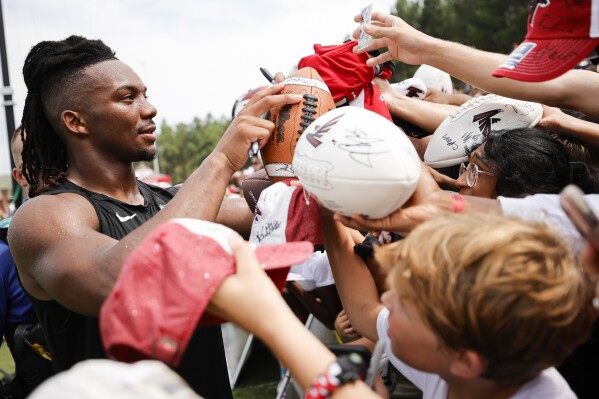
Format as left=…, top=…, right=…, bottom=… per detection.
left=21, top=35, right=117, bottom=197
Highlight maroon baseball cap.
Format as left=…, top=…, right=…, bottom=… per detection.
left=100, top=219, right=313, bottom=367
left=492, top=0, right=599, bottom=82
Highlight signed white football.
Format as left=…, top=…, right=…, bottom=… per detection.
left=292, top=107, right=421, bottom=218
left=424, top=94, right=543, bottom=168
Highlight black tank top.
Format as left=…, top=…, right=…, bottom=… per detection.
left=31, top=179, right=232, bottom=398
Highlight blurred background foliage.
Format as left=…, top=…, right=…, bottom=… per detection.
left=390, top=0, right=528, bottom=82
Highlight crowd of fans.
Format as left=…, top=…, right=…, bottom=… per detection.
left=1, top=2, right=599, bottom=399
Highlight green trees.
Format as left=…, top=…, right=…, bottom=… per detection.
left=391, top=0, right=528, bottom=81
left=155, top=115, right=230, bottom=185
left=451, top=0, right=528, bottom=52
left=396, top=0, right=529, bottom=50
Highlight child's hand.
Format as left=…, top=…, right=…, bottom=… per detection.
left=335, top=309, right=361, bottom=338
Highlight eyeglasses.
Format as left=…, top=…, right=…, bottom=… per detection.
left=459, top=162, right=495, bottom=188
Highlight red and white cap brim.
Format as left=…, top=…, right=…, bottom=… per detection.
left=493, top=0, right=599, bottom=82
left=492, top=38, right=599, bottom=82
left=100, top=219, right=313, bottom=367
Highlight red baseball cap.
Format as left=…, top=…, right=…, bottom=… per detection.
left=492, top=0, right=599, bottom=82
left=100, top=219, right=313, bottom=367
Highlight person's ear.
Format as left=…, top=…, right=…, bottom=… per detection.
left=61, top=110, right=89, bottom=136
left=448, top=350, right=486, bottom=379
left=12, top=167, right=28, bottom=188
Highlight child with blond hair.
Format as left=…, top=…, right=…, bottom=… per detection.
left=320, top=213, right=595, bottom=398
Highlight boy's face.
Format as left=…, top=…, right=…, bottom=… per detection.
left=381, top=289, right=450, bottom=374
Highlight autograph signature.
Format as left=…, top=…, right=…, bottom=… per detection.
left=442, top=133, right=459, bottom=151
left=336, top=127, right=388, bottom=167
left=254, top=220, right=282, bottom=243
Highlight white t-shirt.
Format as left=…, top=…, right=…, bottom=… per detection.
left=288, top=251, right=335, bottom=291
left=376, top=308, right=576, bottom=399
left=498, top=193, right=599, bottom=255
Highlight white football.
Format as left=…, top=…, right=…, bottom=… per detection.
left=292, top=107, right=421, bottom=218
left=424, top=94, right=543, bottom=168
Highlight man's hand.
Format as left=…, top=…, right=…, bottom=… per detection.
left=334, top=163, right=448, bottom=234
left=352, top=10, right=434, bottom=68
left=207, top=234, right=290, bottom=335
left=213, top=84, right=302, bottom=174
left=537, top=105, right=567, bottom=131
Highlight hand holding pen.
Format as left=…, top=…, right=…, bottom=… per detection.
left=247, top=68, right=278, bottom=158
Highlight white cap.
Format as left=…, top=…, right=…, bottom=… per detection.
left=390, top=77, right=428, bottom=99
left=29, top=360, right=202, bottom=399
left=413, top=64, right=453, bottom=94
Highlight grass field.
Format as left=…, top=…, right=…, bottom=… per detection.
left=0, top=340, right=15, bottom=384
left=1, top=337, right=422, bottom=398
left=232, top=339, right=280, bottom=399
left=0, top=341, right=15, bottom=374
left=1, top=337, right=279, bottom=398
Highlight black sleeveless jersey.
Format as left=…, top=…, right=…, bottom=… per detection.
left=30, top=179, right=232, bottom=398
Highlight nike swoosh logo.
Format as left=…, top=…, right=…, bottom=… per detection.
left=116, top=212, right=137, bottom=223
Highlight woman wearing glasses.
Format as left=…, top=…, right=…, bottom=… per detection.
left=456, top=127, right=597, bottom=199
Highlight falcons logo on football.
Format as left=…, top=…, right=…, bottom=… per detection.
left=306, top=113, right=344, bottom=148
left=472, top=110, right=502, bottom=136
left=406, top=86, right=424, bottom=98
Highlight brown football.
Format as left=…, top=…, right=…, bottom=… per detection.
left=261, top=67, right=335, bottom=182
left=241, top=168, right=272, bottom=214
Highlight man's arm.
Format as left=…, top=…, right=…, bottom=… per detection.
left=355, top=11, right=599, bottom=119
left=207, top=235, right=379, bottom=398
left=215, top=196, right=254, bottom=239
left=10, top=194, right=123, bottom=315
left=375, top=77, right=454, bottom=134
left=321, top=215, right=383, bottom=343
left=537, top=105, right=599, bottom=149
left=334, top=163, right=501, bottom=233
left=9, top=85, right=303, bottom=316
left=424, top=87, right=473, bottom=106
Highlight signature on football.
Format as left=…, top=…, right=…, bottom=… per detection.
left=442, top=133, right=459, bottom=151
left=336, top=128, right=388, bottom=168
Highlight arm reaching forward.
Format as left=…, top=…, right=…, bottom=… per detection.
left=353, top=11, right=599, bottom=119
